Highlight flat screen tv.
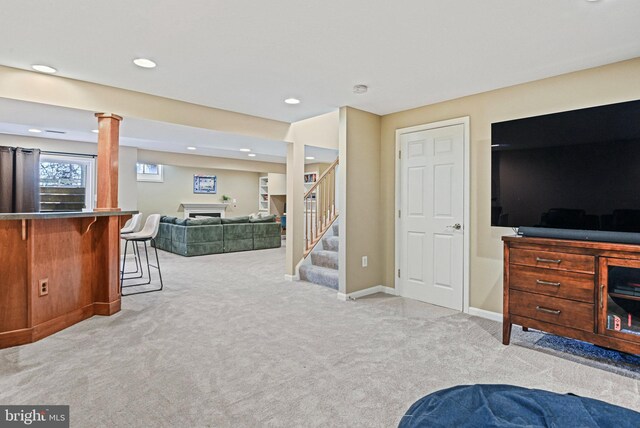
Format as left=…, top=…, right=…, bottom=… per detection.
left=491, top=99, right=640, bottom=237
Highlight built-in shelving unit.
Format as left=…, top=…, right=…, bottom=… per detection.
left=259, top=176, right=269, bottom=212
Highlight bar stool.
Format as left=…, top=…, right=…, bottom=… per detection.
left=121, top=214, right=163, bottom=296
left=121, top=213, right=143, bottom=276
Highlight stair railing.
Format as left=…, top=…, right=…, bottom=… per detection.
left=304, top=158, right=339, bottom=256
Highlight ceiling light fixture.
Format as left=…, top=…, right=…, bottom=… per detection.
left=91, top=129, right=99, bottom=133
left=353, top=84, right=368, bottom=94
left=133, top=58, right=157, bottom=68
left=284, top=98, right=301, bottom=105
left=240, top=148, right=251, bottom=152
left=187, top=146, right=196, bottom=151
left=248, top=153, right=257, bottom=157
left=305, top=156, right=315, bottom=160
left=31, top=64, right=57, bottom=74
left=28, top=128, right=42, bottom=133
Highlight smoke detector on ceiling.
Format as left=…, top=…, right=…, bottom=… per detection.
left=353, top=84, right=368, bottom=94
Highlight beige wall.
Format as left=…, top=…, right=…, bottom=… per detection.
left=0, top=65, right=290, bottom=142
left=0, top=134, right=138, bottom=211
left=287, top=110, right=339, bottom=148
left=137, top=165, right=261, bottom=219
left=380, top=57, right=640, bottom=313
left=286, top=142, right=306, bottom=276
left=341, top=107, right=383, bottom=294
left=138, top=149, right=285, bottom=174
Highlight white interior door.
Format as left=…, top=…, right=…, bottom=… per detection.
left=399, top=124, right=465, bottom=310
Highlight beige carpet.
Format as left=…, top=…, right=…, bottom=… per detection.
left=1, top=246, right=639, bottom=427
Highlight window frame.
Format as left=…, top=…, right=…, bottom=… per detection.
left=39, top=153, right=96, bottom=211
left=136, top=162, right=164, bottom=182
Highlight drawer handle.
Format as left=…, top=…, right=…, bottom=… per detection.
left=536, top=257, right=561, bottom=264
left=536, top=279, right=561, bottom=287
left=536, top=306, right=561, bottom=315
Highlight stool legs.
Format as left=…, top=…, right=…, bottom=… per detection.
left=121, top=238, right=164, bottom=296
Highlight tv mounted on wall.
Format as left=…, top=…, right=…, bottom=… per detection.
left=491, top=99, right=640, bottom=242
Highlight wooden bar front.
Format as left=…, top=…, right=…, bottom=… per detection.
left=0, top=211, right=134, bottom=348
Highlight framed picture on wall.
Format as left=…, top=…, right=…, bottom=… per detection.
left=193, top=175, right=217, bottom=194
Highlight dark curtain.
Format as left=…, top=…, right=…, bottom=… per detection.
left=0, top=146, right=41, bottom=213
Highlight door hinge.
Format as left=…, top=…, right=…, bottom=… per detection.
left=398, top=210, right=401, bottom=218
left=398, top=150, right=401, bottom=159
left=397, top=269, right=401, bottom=278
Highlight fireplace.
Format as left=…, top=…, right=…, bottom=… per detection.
left=188, top=212, right=221, bottom=218
left=180, top=203, right=228, bottom=219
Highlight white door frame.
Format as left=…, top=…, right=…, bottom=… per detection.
left=394, top=116, right=471, bottom=313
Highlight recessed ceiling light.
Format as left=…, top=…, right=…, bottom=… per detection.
left=31, top=64, right=57, bottom=74
left=28, top=128, right=42, bottom=133
left=353, top=84, right=368, bottom=94
left=133, top=58, right=157, bottom=68
left=91, top=129, right=99, bottom=133
left=248, top=153, right=257, bottom=157
left=284, top=98, right=301, bottom=105
left=240, top=148, right=251, bottom=152
left=305, top=156, right=315, bottom=160
left=187, top=146, right=196, bottom=151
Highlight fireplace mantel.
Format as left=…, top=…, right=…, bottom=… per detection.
left=180, top=203, right=229, bottom=218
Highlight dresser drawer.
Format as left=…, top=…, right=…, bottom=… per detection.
left=509, top=290, right=594, bottom=332
left=509, top=265, right=594, bottom=303
left=510, top=248, right=594, bottom=274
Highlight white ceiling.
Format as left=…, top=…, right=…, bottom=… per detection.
left=1, top=0, right=638, bottom=124
left=0, top=98, right=338, bottom=164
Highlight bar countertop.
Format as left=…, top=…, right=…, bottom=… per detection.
left=0, top=210, right=138, bottom=221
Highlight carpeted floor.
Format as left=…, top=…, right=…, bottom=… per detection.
left=1, top=246, right=639, bottom=427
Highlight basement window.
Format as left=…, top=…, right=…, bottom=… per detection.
left=39, top=154, right=96, bottom=212
left=136, top=162, right=164, bottom=182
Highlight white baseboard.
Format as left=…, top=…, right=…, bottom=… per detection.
left=337, top=285, right=397, bottom=301
left=284, top=274, right=299, bottom=282
left=468, top=307, right=502, bottom=323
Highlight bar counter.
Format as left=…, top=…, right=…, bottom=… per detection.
left=0, top=210, right=136, bottom=348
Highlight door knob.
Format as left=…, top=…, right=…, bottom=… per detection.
left=448, top=223, right=462, bottom=230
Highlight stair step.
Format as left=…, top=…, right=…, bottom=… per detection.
left=332, top=223, right=339, bottom=236
left=299, top=265, right=338, bottom=290
left=311, top=250, right=339, bottom=269
left=322, top=236, right=339, bottom=252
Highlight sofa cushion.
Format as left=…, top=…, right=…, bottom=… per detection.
left=223, top=223, right=253, bottom=239
left=223, top=238, right=253, bottom=253
left=249, top=214, right=276, bottom=223
left=160, top=216, right=178, bottom=224
left=221, top=215, right=250, bottom=224
left=186, top=217, right=221, bottom=226
left=172, top=241, right=223, bottom=257
left=173, top=224, right=223, bottom=244
left=253, top=222, right=281, bottom=237
left=254, top=236, right=282, bottom=250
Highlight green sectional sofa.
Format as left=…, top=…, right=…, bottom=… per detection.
left=154, top=215, right=281, bottom=256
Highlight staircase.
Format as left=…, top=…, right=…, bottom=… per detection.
left=299, top=222, right=339, bottom=289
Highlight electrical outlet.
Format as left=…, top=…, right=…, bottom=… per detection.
left=362, top=256, right=368, bottom=268
left=39, top=278, right=49, bottom=296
